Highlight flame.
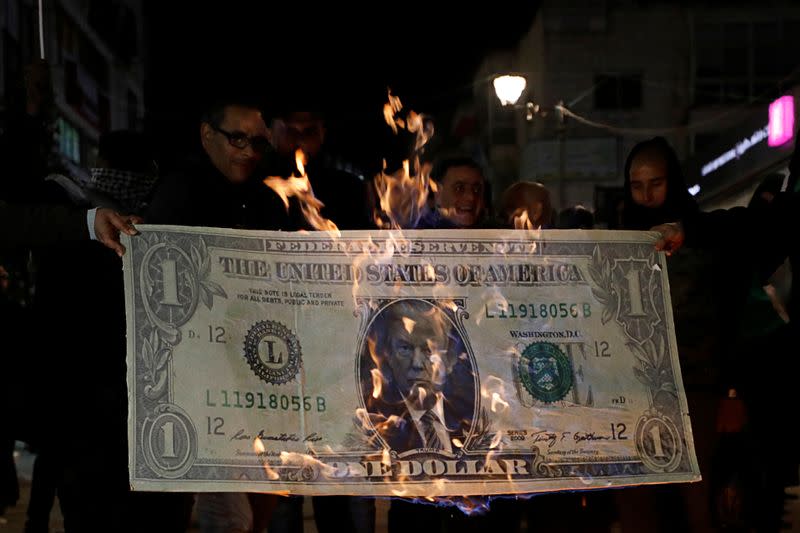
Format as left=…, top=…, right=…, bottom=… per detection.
left=382, top=447, right=392, bottom=467
left=416, top=386, right=428, bottom=406
left=429, top=352, right=446, bottom=385
left=383, top=90, right=404, bottom=133
left=263, top=149, right=340, bottom=234
left=279, top=451, right=337, bottom=479
left=263, top=463, right=280, bottom=481
left=373, top=159, right=431, bottom=229
left=491, top=392, right=510, bottom=413
left=253, top=437, right=265, bottom=454
left=373, top=90, right=435, bottom=229
left=354, top=407, right=371, bottom=429
left=253, top=437, right=280, bottom=480
left=371, top=368, right=383, bottom=399
left=513, top=209, right=534, bottom=230
left=347, top=94, right=520, bottom=513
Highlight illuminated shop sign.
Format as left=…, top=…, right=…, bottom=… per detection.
left=701, top=126, right=768, bottom=177
left=701, top=95, right=795, bottom=177
left=768, top=95, right=795, bottom=147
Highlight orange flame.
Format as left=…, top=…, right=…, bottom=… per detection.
left=373, top=90, right=435, bottom=229
left=383, top=90, right=404, bottom=134
left=279, top=451, right=337, bottom=478
left=513, top=209, right=534, bottom=230
left=253, top=437, right=265, bottom=454
left=491, top=392, right=510, bottom=413
left=489, top=431, right=504, bottom=449
left=416, top=386, right=428, bottom=406
left=349, top=94, right=516, bottom=513
left=371, top=368, right=383, bottom=399
left=253, top=437, right=281, bottom=480
left=263, top=463, right=280, bottom=481
left=263, top=149, right=340, bottom=234
left=373, top=159, right=431, bottom=229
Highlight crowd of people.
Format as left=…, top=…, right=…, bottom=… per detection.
left=0, top=60, right=798, bottom=533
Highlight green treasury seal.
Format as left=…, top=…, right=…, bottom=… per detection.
left=519, top=342, right=573, bottom=403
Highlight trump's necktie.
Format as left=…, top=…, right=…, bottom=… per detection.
left=420, top=409, right=442, bottom=449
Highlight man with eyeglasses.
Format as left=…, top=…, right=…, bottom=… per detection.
left=146, top=97, right=291, bottom=532
left=147, top=97, right=289, bottom=230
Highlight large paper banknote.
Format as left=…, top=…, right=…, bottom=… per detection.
left=123, top=226, right=699, bottom=496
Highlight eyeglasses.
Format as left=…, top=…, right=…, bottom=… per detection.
left=211, top=125, right=270, bottom=153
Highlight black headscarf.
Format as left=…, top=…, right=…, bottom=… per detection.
left=622, top=136, right=698, bottom=230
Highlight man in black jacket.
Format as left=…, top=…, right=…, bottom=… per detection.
left=261, top=110, right=370, bottom=231
left=654, top=150, right=798, bottom=335
left=2, top=202, right=137, bottom=253
left=147, top=98, right=288, bottom=230
left=147, top=98, right=290, bottom=533
left=261, top=108, right=374, bottom=533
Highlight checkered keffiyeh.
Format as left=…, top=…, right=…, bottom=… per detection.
left=79, top=167, right=158, bottom=213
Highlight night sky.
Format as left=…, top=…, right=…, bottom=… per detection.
left=144, top=3, right=539, bottom=171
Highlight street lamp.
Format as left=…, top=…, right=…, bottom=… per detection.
left=493, top=75, right=527, bottom=106
left=493, top=74, right=539, bottom=121
left=488, top=74, right=531, bottom=201
left=492, top=73, right=566, bottom=207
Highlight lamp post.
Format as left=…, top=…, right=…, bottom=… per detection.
left=492, top=74, right=566, bottom=208
left=489, top=74, right=527, bottom=194
left=493, top=75, right=527, bottom=106
left=487, top=75, right=526, bottom=164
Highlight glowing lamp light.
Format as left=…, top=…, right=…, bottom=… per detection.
left=688, top=184, right=701, bottom=196
left=493, top=75, right=527, bottom=106
left=768, top=95, right=795, bottom=147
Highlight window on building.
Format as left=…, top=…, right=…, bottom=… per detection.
left=594, top=74, right=642, bottom=110
left=57, top=118, right=81, bottom=164
left=694, top=18, right=800, bottom=106
left=56, top=7, right=110, bottom=129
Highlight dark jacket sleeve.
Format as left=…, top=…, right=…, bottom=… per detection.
left=683, top=199, right=790, bottom=281
left=145, top=173, right=201, bottom=226
left=2, top=201, right=88, bottom=248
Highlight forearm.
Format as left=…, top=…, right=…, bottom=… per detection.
left=682, top=206, right=751, bottom=249
left=3, top=202, right=88, bottom=247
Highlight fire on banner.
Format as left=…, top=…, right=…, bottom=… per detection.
left=123, top=226, right=699, bottom=497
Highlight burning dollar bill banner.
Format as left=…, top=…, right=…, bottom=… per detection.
left=123, top=226, right=699, bottom=496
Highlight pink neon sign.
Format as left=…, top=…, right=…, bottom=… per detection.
left=768, top=95, right=795, bottom=147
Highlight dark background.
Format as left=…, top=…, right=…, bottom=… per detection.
left=144, top=3, right=539, bottom=171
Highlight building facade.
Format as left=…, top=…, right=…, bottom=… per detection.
left=471, top=0, right=800, bottom=221
left=0, top=0, right=146, bottom=174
